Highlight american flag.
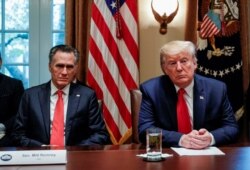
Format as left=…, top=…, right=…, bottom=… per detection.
left=87, top=0, right=139, bottom=144
left=200, top=9, right=221, bottom=38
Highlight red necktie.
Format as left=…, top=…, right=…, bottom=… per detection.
left=50, top=90, right=64, bottom=146
left=177, top=88, right=191, bottom=134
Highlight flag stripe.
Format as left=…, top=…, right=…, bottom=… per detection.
left=102, top=104, right=122, bottom=142
left=87, top=0, right=139, bottom=144
left=120, top=4, right=139, bottom=65
left=87, top=70, right=122, bottom=142
left=89, top=35, right=131, bottom=128
left=200, top=10, right=221, bottom=38
left=88, top=51, right=129, bottom=142
left=90, top=1, right=136, bottom=110
left=93, top=2, right=138, bottom=89
left=201, top=16, right=219, bottom=32
left=124, top=0, right=138, bottom=23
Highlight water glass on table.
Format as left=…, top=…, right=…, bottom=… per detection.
left=146, top=128, right=162, bottom=161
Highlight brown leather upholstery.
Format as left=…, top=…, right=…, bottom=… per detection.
left=130, top=89, right=142, bottom=143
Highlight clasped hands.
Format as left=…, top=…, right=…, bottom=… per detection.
left=180, top=128, right=212, bottom=149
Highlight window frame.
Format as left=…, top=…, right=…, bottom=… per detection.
left=1, top=0, right=65, bottom=88
left=29, top=0, right=52, bottom=87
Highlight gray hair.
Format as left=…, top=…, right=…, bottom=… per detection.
left=160, top=40, right=197, bottom=65
left=48, top=44, right=80, bottom=64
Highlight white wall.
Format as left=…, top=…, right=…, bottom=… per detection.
left=138, top=0, right=187, bottom=83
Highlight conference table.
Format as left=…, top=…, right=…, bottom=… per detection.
left=0, top=143, right=250, bottom=170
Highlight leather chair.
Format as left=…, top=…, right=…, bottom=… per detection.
left=130, top=89, right=142, bottom=144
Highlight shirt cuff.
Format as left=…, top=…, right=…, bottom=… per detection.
left=210, top=133, right=215, bottom=145
left=178, top=135, right=184, bottom=147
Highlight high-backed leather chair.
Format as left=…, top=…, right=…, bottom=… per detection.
left=130, top=89, right=142, bottom=143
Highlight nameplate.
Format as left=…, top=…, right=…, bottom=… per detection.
left=0, top=150, right=67, bottom=165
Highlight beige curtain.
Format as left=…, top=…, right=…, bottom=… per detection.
left=65, top=0, right=92, bottom=83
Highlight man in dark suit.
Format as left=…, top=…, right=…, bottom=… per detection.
left=12, top=45, right=110, bottom=147
left=138, top=40, right=239, bottom=149
left=0, top=56, right=24, bottom=147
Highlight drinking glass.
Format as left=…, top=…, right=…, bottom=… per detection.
left=146, top=128, right=162, bottom=161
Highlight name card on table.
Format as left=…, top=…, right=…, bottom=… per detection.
left=0, top=150, right=67, bottom=165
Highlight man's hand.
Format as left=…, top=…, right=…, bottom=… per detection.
left=180, top=128, right=212, bottom=149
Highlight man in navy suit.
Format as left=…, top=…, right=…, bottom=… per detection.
left=12, top=45, right=110, bottom=147
left=0, top=56, right=24, bottom=147
left=138, top=41, right=239, bottom=149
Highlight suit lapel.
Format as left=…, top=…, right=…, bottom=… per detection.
left=161, top=76, right=178, bottom=129
left=165, top=81, right=178, bottom=128
left=65, top=84, right=81, bottom=143
left=39, top=82, right=51, bottom=140
left=193, top=75, right=206, bottom=129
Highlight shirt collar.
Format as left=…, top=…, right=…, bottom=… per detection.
left=174, top=80, right=194, bottom=97
left=50, top=81, right=70, bottom=96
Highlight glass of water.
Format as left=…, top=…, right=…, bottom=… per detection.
left=146, top=128, right=162, bottom=161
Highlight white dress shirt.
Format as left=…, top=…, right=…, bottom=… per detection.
left=50, top=82, right=70, bottom=143
left=175, top=80, right=215, bottom=146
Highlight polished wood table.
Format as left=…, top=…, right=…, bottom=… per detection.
left=1, top=144, right=250, bottom=170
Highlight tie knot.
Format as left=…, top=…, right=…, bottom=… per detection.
left=57, top=90, right=63, bottom=97
left=178, top=88, right=186, bottom=95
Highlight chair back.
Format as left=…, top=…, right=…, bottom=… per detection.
left=130, top=89, right=142, bottom=143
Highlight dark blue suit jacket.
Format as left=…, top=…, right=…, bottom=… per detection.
left=12, top=81, right=110, bottom=147
left=138, top=74, right=239, bottom=147
left=0, top=73, right=24, bottom=146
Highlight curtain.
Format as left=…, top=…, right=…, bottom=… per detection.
left=185, top=0, right=198, bottom=43
left=239, top=0, right=250, bottom=91
left=65, top=0, right=92, bottom=83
